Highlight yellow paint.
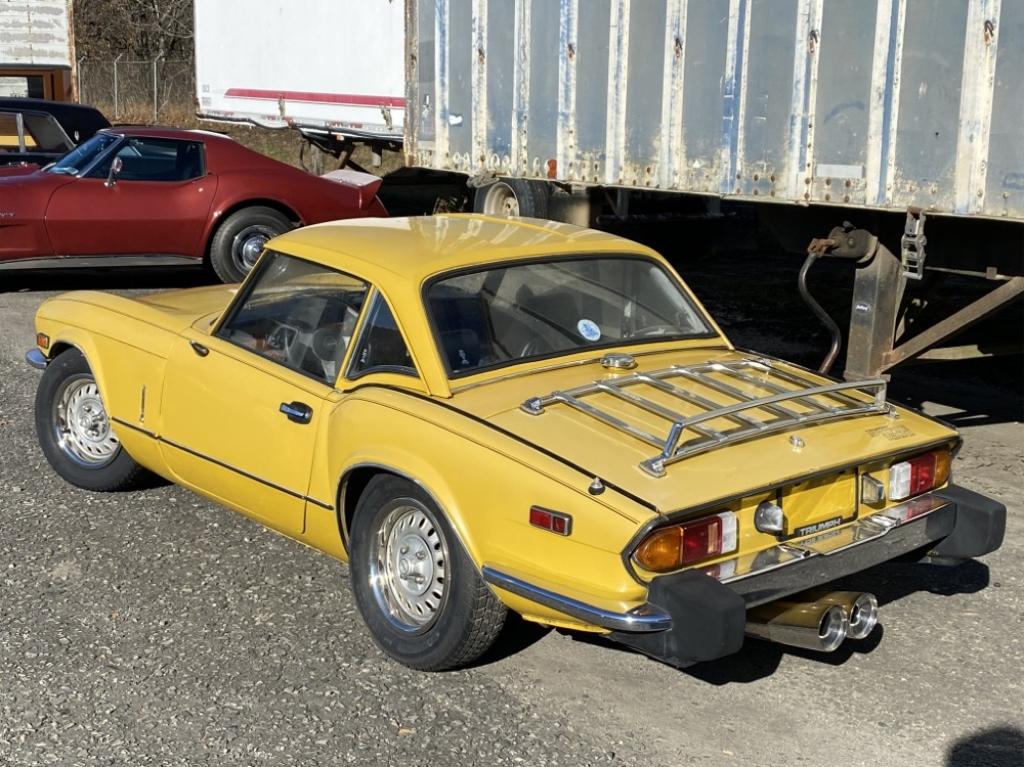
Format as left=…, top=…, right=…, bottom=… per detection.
left=33, top=215, right=960, bottom=631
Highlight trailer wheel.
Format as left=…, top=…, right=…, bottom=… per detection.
left=474, top=179, right=549, bottom=219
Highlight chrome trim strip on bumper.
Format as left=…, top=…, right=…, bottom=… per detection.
left=25, top=348, right=47, bottom=370
left=481, top=566, right=673, bottom=633
left=485, top=495, right=956, bottom=635
left=711, top=496, right=956, bottom=607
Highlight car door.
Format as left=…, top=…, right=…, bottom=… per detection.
left=44, top=135, right=216, bottom=258
left=158, top=251, right=369, bottom=535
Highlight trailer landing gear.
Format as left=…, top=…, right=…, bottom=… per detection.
left=802, top=221, right=1024, bottom=379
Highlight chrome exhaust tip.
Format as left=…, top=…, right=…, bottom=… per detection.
left=746, top=600, right=849, bottom=653
left=799, top=590, right=880, bottom=641
left=846, top=593, right=879, bottom=640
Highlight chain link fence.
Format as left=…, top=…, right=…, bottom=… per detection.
left=77, top=57, right=195, bottom=123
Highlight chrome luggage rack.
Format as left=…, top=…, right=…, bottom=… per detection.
left=520, top=358, right=889, bottom=477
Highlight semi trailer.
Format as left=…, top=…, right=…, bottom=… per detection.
left=194, top=0, right=1024, bottom=378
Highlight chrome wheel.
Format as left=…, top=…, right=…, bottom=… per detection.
left=52, top=375, right=119, bottom=468
left=480, top=182, right=520, bottom=217
left=369, top=501, right=450, bottom=633
left=230, top=224, right=277, bottom=274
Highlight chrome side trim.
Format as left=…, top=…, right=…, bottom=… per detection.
left=25, top=348, right=47, bottom=370
left=481, top=565, right=672, bottom=633
left=0, top=255, right=201, bottom=272
left=110, top=416, right=334, bottom=511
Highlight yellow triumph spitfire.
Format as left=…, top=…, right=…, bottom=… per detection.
left=28, top=215, right=1005, bottom=670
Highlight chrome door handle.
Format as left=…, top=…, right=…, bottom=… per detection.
left=280, top=401, right=312, bottom=424
left=189, top=340, right=209, bottom=357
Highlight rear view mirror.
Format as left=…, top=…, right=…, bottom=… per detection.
left=105, top=156, right=123, bottom=188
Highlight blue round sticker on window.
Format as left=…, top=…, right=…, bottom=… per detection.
left=577, top=318, right=601, bottom=342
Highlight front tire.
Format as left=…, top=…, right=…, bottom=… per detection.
left=208, top=206, right=293, bottom=283
left=349, top=475, right=507, bottom=670
left=35, top=349, right=146, bottom=491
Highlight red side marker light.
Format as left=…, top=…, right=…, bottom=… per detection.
left=529, top=506, right=572, bottom=536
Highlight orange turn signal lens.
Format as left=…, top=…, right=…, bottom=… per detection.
left=934, top=448, right=952, bottom=488
left=633, top=526, right=684, bottom=573
left=633, top=512, right=739, bottom=573
left=36, top=333, right=49, bottom=349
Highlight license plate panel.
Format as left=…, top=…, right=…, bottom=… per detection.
left=780, top=470, right=858, bottom=540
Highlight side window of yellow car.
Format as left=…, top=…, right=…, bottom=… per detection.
left=348, top=293, right=417, bottom=378
left=217, top=251, right=369, bottom=384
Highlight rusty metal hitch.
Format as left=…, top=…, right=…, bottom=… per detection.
left=800, top=224, right=879, bottom=374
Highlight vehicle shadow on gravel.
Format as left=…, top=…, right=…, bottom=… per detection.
left=0, top=266, right=215, bottom=294
left=946, top=726, right=1024, bottom=767
left=469, top=614, right=552, bottom=669
left=567, top=558, right=991, bottom=686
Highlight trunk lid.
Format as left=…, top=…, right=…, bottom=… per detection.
left=449, top=348, right=955, bottom=513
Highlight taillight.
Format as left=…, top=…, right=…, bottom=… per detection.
left=633, top=511, right=737, bottom=573
left=888, top=449, right=951, bottom=501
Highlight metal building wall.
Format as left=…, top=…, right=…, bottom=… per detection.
left=406, top=0, right=1024, bottom=222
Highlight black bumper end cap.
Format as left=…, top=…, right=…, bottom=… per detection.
left=930, top=484, right=1006, bottom=559
left=609, top=570, right=745, bottom=668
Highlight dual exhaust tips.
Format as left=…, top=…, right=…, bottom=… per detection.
left=745, top=591, right=879, bottom=653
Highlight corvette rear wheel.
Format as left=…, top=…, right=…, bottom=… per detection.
left=209, top=206, right=293, bottom=283
left=349, top=475, right=507, bottom=670
left=35, top=349, right=146, bottom=491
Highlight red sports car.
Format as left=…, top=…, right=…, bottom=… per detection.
left=0, top=127, right=387, bottom=282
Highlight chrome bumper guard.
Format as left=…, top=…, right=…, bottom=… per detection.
left=483, top=495, right=955, bottom=635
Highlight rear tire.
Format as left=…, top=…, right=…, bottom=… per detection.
left=35, top=349, right=146, bottom=492
left=208, top=206, right=293, bottom=283
left=473, top=179, right=550, bottom=219
left=349, top=474, right=507, bottom=670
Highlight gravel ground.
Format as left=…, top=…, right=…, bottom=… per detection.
left=0, top=259, right=1021, bottom=767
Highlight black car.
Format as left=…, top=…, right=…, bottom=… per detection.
left=0, top=99, right=110, bottom=167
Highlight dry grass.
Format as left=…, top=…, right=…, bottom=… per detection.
left=96, top=101, right=395, bottom=173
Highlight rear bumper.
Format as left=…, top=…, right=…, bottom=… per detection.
left=484, top=484, right=1005, bottom=667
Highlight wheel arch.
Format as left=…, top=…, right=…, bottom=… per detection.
left=203, top=198, right=304, bottom=264
left=336, top=460, right=480, bottom=567
left=42, top=333, right=110, bottom=399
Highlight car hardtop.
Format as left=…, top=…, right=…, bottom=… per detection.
left=0, top=98, right=110, bottom=141
left=267, top=214, right=668, bottom=290
left=250, top=215, right=725, bottom=394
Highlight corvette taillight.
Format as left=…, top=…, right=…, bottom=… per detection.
left=888, top=449, right=951, bottom=501
left=633, top=511, right=737, bottom=573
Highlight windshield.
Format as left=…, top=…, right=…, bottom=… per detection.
left=47, top=132, right=119, bottom=175
left=426, top=256, right=714, bottom=376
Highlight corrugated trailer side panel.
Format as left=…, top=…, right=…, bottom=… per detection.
left=0, top=0, right=71, bottom=67
left=406, top=0, right=1024, bottom=222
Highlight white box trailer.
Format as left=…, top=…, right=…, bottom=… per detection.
left=194, top=0, right=406, bottom=144
left=0, top=0, right=75, bottom=100
left=404, top=0, right=1023, bottom=378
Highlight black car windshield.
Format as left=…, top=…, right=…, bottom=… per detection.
left=426, top=256, right=714, bottom=376
left=47, top=132, right=118, bottom=175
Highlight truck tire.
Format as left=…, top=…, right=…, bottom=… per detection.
left=473, top=179, right=550, bottom=219
left=208, top=206, right=293, bottom=283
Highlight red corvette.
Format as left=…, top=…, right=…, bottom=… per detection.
left=0, top=127, right=387, bottom=282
